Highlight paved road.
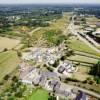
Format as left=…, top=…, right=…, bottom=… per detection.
left=68, top=15, right=100, bottom=53
left=61, top=83, right=100, bottom=99
left=59, top=15, right=100, bottom=99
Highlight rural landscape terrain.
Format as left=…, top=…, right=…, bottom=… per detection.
left=0, top=4, right=100, bottom=100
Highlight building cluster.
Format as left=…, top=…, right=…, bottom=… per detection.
left=20, top=46, right=87, bottom=99
left=22, top=46, right=65, bottom=65
left=74, top=15, right=100, bottom=48
left=57, top=61, right=75, bottom=74
left=19, top=62, right=86, bottom=99
left=19, top=62, right=71, bottom=97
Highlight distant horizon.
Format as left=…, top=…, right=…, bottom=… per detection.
left=0, top=0, right=100, bottom=5
left=0, top=3, right=100, bottom=5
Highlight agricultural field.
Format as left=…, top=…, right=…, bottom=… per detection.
left=67, top=36, right=100, bottom=56
left=0, top=51, right=20, bottom=81
left=86, top=16, right=100, bottom=25
left=68, top=54, right=98, bottom=64
left=72, top=65, right=92, bottom=81
left=0, top=37, right=20, bottom=50
left=29, top=89, right=49, bottom=100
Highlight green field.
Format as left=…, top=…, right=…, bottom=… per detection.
left=68, top=55, right=98, bottom=64
left=44, top=30, right=66, bottom=46
left=29, top=89, right=49, bottom=100
left=0, top=51, right=19, bottom=81
left=67, top=37, right=100, bottom=56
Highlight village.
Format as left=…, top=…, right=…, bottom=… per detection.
left=0, top=4, right=100, bottom=100
left=18, top=42, right=89, bottom=100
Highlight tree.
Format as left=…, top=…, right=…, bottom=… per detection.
left=15, top=91, right=22, bottom=98
left=94, top=76, right=100, bottom=84
left=17, top=51, right=22, bottom=57
left=8, top=96, right=14, bottom=100
left=84, top=77, right=94, bottom=85
left=89, top=61, right=100, bottom=84
left=3, top=74, right=10, bottom=80
left=53, top=59, right=59, bottom=68
left=12, top=76, right=18, bottom=82
left=90, top=60, right=100, bottom=77
left=47, top=67, right=53, bottom=72
left=3, top=48, right=8, bottom=52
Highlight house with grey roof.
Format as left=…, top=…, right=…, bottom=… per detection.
left=75, top=91, right=86, bottom=100
left=58, top=66, right=65, bottom=73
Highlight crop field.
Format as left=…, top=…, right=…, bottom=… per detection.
left=72, top=65, right=91, bottom=81
left=0, top=37, right=20, bottom=50
left=67, top=36, right=100, bottom=56
left=68, top=55, right=98, bottom=64
left=0, top=51, right=20, bottom=81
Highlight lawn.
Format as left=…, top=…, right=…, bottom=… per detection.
left=67, top=37, right=100, bottom=56
left=0, top=51, right=20, bottom=81
left=29, top=89, right=49, bottom=100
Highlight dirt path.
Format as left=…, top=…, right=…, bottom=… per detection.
left=28, top=27, right=41, bottom=36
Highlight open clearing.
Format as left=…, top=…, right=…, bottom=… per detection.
left=0, top=51, right=20, bottom=81
left=0, top=37, right=20, bottom=50
left=29, top=89, right=49, bottom=100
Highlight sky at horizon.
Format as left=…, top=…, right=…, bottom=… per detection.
left=0, top=0, right=100, bottom=4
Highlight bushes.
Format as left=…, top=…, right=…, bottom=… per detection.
left=44, top=30, right=66, bottom=46
left=1, top=80, right=27, bottom=99
left=47, top=66, right=53, bottom=72
left=52, top=60, right=59, bottom=68
left=3, top=48, right=8, bottom=52
left=83, top=77, right=95, bottom=85
left=65, top=77, right=80, bottom=83
left=3, top=74, right=10, bottom=81
left=89, top=60, right=100, bottom=84
left=94, top=76, right=100, bottom=84
left=17, top=51, right=22, bottom=57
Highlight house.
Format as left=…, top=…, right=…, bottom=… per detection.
left=58, top=66, right=65, bottom=73
left=57, top=61, right=74, bottom=74
left=56, top=90, right=70, bottom=97
left=40, top=71, right=58, bottom=79
left=92, top=31, right=100, bottom=37
left=32, top=75, right=41, bottom=86
left=46, top=80, right=60, bottom=91
left=75, top=91, right=86, bottom=100
left=85, top=27, right=94, bottom=32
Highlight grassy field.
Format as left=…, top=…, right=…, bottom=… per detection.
left=46, top=13, right=70, bottom=31
left=68, top=55, right=98, bottom=64
left=0, top=37, right=20, bottom=50
left=72, top=65, right=92, bottom=81
left=27, top=13, right=70, bottom=47
left=29, top=89, right=49, bottom=100
left=0, top=51, right=20, bottom=81
left=67, top=37, right=100, bottom=56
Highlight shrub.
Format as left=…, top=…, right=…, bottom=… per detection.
left=3, top=74, right=10, bottom=80
left=65, top=77, right=80, bottom=82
